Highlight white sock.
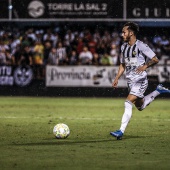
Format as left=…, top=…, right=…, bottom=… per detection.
left=120, top=100, right=133, bottom=133
left=140, top=90, right=160, bottom=110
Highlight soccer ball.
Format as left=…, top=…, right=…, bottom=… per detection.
left=53, top=123, right=70, bottom=139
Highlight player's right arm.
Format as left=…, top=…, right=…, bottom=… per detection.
left=112, top=44, right=126, bottom=88
left=112, top=63, right=125, bottom=88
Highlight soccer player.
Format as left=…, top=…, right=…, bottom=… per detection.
left=110, top=22, right=170, bottom=140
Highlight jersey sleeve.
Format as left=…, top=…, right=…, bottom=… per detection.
left=139, top=42, right=156, bottom=59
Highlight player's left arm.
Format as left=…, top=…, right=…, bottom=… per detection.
left=136, top=56, right=159, bottom=73
left=145, top=56, right=159, bottom=68
left=136, top=42, right=159, bottom=74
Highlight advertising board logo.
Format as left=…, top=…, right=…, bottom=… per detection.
left=14, top=66, right=33, bottom=87
left=93, top=69, right=106, bottom=85
left=28, top=0, right=45, bottom=18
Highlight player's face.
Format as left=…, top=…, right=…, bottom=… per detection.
left=122, top=26, right=132, bottom=42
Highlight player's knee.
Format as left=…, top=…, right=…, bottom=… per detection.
left=125, top=100, right=133, bottom=107
left=136, top=107, right=143, bottom=111
left=135, top=99, right=144, bottom=111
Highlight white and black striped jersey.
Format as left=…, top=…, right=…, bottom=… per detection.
left=56, top=47, right=67, bottom=60
left=120, top=39, right=156, bottom=80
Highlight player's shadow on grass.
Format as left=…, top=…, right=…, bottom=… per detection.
left=13, top=136, right=145, bottom=146
left=13, top=139, right=115, bottom=146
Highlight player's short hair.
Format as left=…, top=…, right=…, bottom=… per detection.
left=123, top=22, right=139, bottom=35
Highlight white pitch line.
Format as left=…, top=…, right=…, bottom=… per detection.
left=0, top=116, right=41, bottom=119
left=0, top=116, right=117, bottom=120
left=59, top=117, right=170, bottom=121
left=0, top=116, right=170, bottom=121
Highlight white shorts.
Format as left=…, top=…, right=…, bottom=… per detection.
left=127, top=77, right=148, bottom=98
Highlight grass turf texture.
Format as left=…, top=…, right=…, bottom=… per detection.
left=0, top=97, right=170, bottom=170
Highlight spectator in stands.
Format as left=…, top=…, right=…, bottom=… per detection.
left=65, top=30, right=75, bottom=47
left=88, top=36, right=97, bottom=54
left=56, top=42, right=68, bottom=65
left=1, top=31, right=10, bottom=44
left=92, top=52, right=101, bottom=66
left=6, top=49, right=15, bottom=65
left=69, top=50, right=78, bottom=65
left=48, top=47, right=58, bottom=65
left=33, top=40, right=44, bottom=79
left=102, top=30, right=111, bottom=44
left=33, top=41, right=44, bottom=65
left=77, top=37, right=84, bottom=54
left=0, top=34, right=10, bottom=67
left=13, top=44, right=21, bottom=65
left=152, top=44, right=162, bottom=60
left=9, top=35, right=20, bottom=55
left=21, top=34, right=31, bottom=47
left=0, top=38, right=9, bottom=51
left=18, top=45, right=33, bottom=65
left=70, top=34, right=79, bottom=52
left=110, top=44, right=119, bottom=65
left=153, top=33, right=162, bottom=45
left=160, top=36, right=169, bottom=46
left=111, top=30, right=121, bottom=46
left=100, top=52, right=112, bottom=66
left=142, top=36, right=150, bottom=45
left=35, top=30, right=43, bottom=43
left=79, top=46, right=93, bottom=65
left=43, top=41, right=52, bottom=65
left=93, top=29, right=101, bottom=42
left=83, top=29, right=92, bottom=44
left=43, top=29, right=55, bottom=43
left=1, top=24, right=170, bottom=68
left=53, top=31, right=60, bottom=48
left=0, top=47, right=6, bottom=65
left=96, top=42, right=107, bottom=56
left=27, top=28, right=36, bottom=42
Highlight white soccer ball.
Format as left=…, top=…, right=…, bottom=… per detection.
left=53, top=123, right=70, bottom=139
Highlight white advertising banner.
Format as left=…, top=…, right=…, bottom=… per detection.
left=147, top=65, right=170, bottom=83
left=46, top=65, right=170, bottom=87
left=46, top=66, right=127, bottom=87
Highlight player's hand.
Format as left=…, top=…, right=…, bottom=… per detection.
left=135, top=65, right=147, bottom=74
left=112, top=79, right=118, bottom=88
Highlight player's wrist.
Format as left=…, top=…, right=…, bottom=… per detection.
left=144, top=64, right=148, bottom=69
left=115, top=77, right=119, bottom=80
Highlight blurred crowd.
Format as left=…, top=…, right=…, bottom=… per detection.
left=0, top=26, right=170, bottom=67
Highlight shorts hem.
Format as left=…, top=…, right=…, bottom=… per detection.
left=129, top=92, right=144, bottom=99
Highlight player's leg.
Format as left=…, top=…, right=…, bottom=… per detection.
left=135, top=98, right=144, bottom=110
left=137, top=84, right=170, bottom=111
left=110, top=79, right=146, bottom=140
left=110, top=94, right=137, bottom=140
left=119, top=94, right=137, bottom=133
left=120, top=78, right=148, bottom=133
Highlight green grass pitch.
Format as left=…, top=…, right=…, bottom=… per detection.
left=0, top=97, right=170, bottom=170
